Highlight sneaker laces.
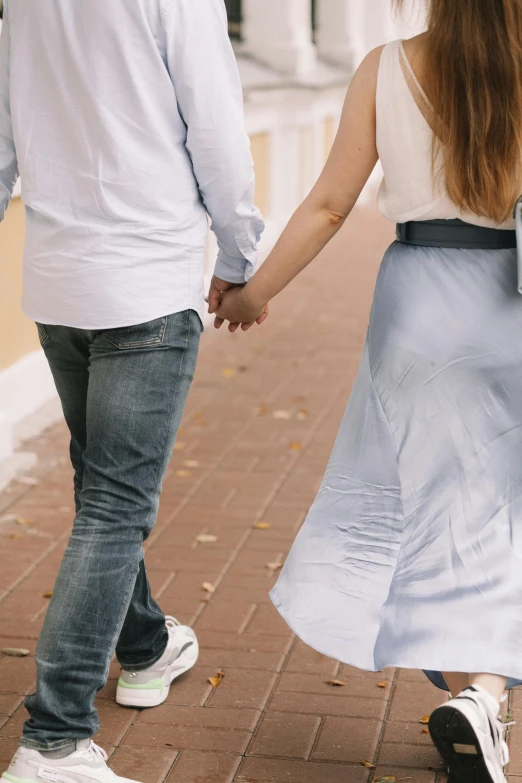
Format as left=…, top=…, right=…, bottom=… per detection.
left=497, top=694, right=515, bottom=767
left=80, top=742, right=108, bottom=764
left=497, top=722, right=511, bottom=767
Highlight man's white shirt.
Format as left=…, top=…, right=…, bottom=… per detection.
left=0, top=0, right=264, bottom=328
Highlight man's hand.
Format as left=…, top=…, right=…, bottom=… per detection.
left=207, top=276, right=238, bottom=314
left=206, top=276, right=242, bottom=330
left=216, top=286, right=268, bottom=333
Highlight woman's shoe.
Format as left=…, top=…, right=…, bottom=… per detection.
left=116, top=616, right=199, bottom=708
left=429, top=685, right=509, bottom=783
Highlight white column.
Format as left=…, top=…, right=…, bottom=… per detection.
left=363, top=0, right=396, bottom=51
left=316, top=0, right=366, bottom=70
left=316, top=0, right=426, bottom=71
left=390, top=0, right=427, bottom=39
left=242, top=0, right=317, bottom=78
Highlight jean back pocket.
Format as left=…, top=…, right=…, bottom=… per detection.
left=100, top=316, right=168, bottom=350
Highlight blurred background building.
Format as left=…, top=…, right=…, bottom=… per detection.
left=0, top=0, right=423, bottom=487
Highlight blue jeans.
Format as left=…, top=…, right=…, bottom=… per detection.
left=21, top=311, right=202, bottom=751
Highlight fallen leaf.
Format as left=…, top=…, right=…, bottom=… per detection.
left=326, top=679, right=346, bottom=687
left=173, top=442, right=185, bottom=451
left=0, top=515, right=18, bottom=527
left=195, top=534, right=218, bottom=544
left=421, top=728, right=429, bottom=734
left=0, top=647, right=30, bottom=657
left=289, top=442, right=303, bottom=452
left=208, top=671, right=225, bottom=687
left=8, top=534, right=22, bottom=540
left=362, top=761, right=377, bottom=769
left=202, top=582, right=216, bottom=594
left=192, top=412, right=203, bottom=420
left=175, top=470, right=191, bottom=478
left=184, top=460, right=200, bottom=468
left=373, top=778, right=397, bottom=783
left=377, top=681, right=388, bottom=688
left=43, top=592, right=53, bottom=599
left=16, top=518, right=34, bottom=526
left=254, top=406, right=267, bottom=417
left=297, top=409, right=309, bottom=420
left=266, top=561, right=284, bottom=572
left=221, top=368, right=236, bottom=379
left=273, top=410, right=292, bottom=420
left=419, top=715, right=430, bottom=725
left=253, top=522, right=272, bottom=530
left=16, top=476, right=39, bottom=486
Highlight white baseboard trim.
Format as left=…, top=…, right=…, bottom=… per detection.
left=0, top=350, right=58, bottom=489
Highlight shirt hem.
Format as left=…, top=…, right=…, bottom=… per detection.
left=23, top=302, right=205, bottom=331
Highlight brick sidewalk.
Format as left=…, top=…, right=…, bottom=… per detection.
left=0, top=205, right=520, bottom=783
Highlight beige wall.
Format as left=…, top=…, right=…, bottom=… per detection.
left=324, top=116, right=336, bottom=160
left=0, top=200, right=39, bottom=371
left=300, top=124, right=316, bottom=199
left=250, top=132, right=271, bottom=219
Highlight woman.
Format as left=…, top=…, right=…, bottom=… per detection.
left=212, top=2, right=522, bottom=781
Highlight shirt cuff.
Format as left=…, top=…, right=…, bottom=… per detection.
left=213, top=249, right=256, bottom=285
left=213, top=210, right=265, bottom=284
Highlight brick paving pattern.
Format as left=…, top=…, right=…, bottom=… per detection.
left=0, top=205, right=519, bottom=782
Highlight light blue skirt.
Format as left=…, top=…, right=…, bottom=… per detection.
left=271, top=241, right=522, bottom=691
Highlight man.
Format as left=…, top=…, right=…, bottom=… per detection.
left=0, top=1, right=264, bottom=781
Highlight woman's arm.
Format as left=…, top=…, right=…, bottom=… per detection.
left=214, top=45, right=383, bottom=329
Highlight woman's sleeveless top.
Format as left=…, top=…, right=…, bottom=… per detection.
left=376, top=39, right=516, bottom=230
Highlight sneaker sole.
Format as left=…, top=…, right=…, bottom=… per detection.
left=2, top=775, right=39, bottom=783
left=429, top=705, right=506, bottom=783
left=115, top=639, right=199, bottom=708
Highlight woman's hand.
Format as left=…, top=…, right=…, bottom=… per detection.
left=216, top=286, right=269, bottom=332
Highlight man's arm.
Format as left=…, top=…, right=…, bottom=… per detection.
left=0, top=1, right=18, bottom=222
left=161, top=0, right=264, bottom=285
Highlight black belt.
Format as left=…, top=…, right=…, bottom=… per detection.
left=396, top=219, right=517, bottom=250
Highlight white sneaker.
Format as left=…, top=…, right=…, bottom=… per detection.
left=429, top=685, right=511, bottom=783
left=116, top=616, right=199, bottom=708
left=1, top=740, right=141, bottom=783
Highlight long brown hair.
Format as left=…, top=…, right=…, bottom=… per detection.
left=394, top=0, right=522, bottom=223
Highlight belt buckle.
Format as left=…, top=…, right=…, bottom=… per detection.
left=396, top=223, right=408, bottom=243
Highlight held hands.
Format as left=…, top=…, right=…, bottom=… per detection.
left=207, top=275, right=269, bottom=333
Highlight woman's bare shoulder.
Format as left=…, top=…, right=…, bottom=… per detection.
left=353, top=44, right=387, bottom=86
